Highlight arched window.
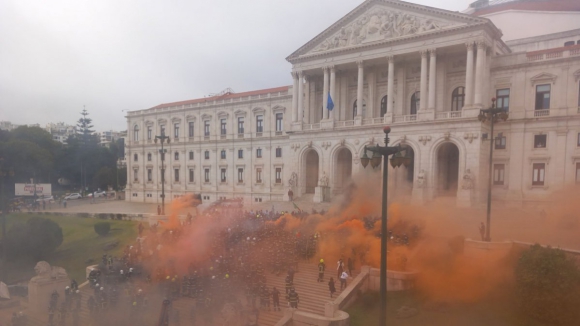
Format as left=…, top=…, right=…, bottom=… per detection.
left=410, top=92, right=420, bottom=115
left=353, top=99, right=366, bottom=119
left=380, top=95, right=388, bottom=117
left=451, top=87, right=465, bottom=111
left=133, top=125, right=139, bottom=141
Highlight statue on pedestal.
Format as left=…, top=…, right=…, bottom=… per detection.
left=416, top=169, right=426, bottom=188
left=31, top=261, right=68, bottom=282
left=461, top=169, right=474, bottom=190
left=318, top=171, right=329, bottom=187
left=288, top=172, right=298, bottom=187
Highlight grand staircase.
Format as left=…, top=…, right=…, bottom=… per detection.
left=4, top=261, right=356, bottom=326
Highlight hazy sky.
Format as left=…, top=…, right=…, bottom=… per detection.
left=0, top=0, right=473, bottom=131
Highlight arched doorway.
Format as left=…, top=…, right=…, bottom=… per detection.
left=391, top=146, right=415, bottom=196
left=437, top=143, right=459, bottom=196
left=334, top=148, right=352, bottom=194
left=305, top=150, right=319, bottom=194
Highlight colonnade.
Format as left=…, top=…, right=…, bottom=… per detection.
left=290, top=40, right=489, bottom=123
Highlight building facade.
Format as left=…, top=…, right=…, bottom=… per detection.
left=45, top=122, right=77, bottom=144
left=126, top=0, right=580, bottom=207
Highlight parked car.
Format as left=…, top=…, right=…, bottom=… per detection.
left=64, top=193, right=82, bottom=200
left=87, top=191, right=106, bottom=198
left=35, top=195, right=55, bottom=203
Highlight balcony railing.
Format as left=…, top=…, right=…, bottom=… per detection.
left=534, top=109, right=550, bottom=117
left=435, top=111, right=462, bottom=120
left=394, top=114, right=417, bottom=123
left=303, top=123, right=320, bottom=130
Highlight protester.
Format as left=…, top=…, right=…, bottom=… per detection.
left=328, top=278, right=336, bottom=298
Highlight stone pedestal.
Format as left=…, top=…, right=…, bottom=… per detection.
left=411, top=187, right=425, bottom=205
left=313, top=186, right=330, bottom=203
left=319, top=119, right=334, bottom=130
left=354, top=116, right=363, bottom=126
left=291, top=121, right=303, bottom=131
left=417, top=109, right=434, bottom=121
left=383, top=112, right=393, bottom=124
left=456, top=188, right=472, bottom=207
left=28, top=276, right=70, bottom=315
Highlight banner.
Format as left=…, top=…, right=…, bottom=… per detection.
left=15, top=183, right=52, bottom=196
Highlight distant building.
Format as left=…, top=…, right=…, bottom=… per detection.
left=45, top=122, right=76, bottom=144
left=98, top=130, right=122, bottom=147
left=125, top=0, right=580, bottom=207
left=0, top=121, right=19, bottom=131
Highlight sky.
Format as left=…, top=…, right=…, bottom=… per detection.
left=0, top=0, right=474, bottom=131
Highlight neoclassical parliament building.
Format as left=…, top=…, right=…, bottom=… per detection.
left=125, top=0, right=580, bottom=207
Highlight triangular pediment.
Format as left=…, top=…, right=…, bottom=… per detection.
left=530, top=72, right=558, bottom=84
left=288, top=0, right=492, bottom=61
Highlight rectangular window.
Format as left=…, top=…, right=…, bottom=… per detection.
left=276, top=113, right=283, bottom=132
left=205, top=151, right=209, bottom=160
left=133, top=169, right=138, bottom=182
left=238, top=117, right=244, bottom=134
left=204, top=169, right=210, bottom=183
left=160, top=125, right=165, bottom=136
left=535, top=84, right=551, bottom=110
left=220, top=119, right=227, bottom=135
left=275, top=168, right=282, bottom=184
left=221, top=150, right=226, bottom=159
left=189, top=122, right=194, bottom=137
left=534, top=134, right=547, bottom=148
left=189, top=151, right=194, bottom=160
left=256, top=168, right=262, bottom=183
left=532, top=163, right=545, bottom=186
left=496, top=89, right=510, bottom=111
left=238, top=168, right=244, bottom=183
left=576, top=162, right=580, bottom=183
left=147, top=127, right=152, bottom=140
left=238, top=149, right=243, bottom=159
left=147, top=169, right=152, bottom=182
left=204, top=121, right=210, bottom=136
left=276, top=148, right=282, bottom=158
left=221, top=168, right=226, bottom=183
left=256, top=148, right=262, bottom=158
left=493, top=164, right=505, bottom=185
left=174, top=123, right=179, bottom=138
left=577, top=82, right=580, bottom=108
left=577, top=133, right=580, bottom=147
left=256, top=115, right=263, bottom=133
left=495, top=135, right=506, bottom=150
left=148, top=153, right=152, bottom=161
left=134, top=153, right=138, bottom=161
left=174, top=152, right=179, bottom=160
left=174, top=169, right=179, bottom=182
left=189, top=169, right=194, bottom=183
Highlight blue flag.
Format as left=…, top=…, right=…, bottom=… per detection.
left=327, top=93, right=334, bottom=111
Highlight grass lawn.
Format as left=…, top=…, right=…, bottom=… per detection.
left=348, top=291, right=553, bottom=326
left=1, top=213, right=138, bottom=284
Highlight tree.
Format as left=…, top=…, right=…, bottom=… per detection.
left=4, top=217, right=63, bottom=261
left=515, top=244, right=580, bottom=324
left=92, top=167, right=115, bottom=190
left=94, top=222, right=111, bottom=236
left=75, top=108, right=98, bottom=147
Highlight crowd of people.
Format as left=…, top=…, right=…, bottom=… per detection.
left=42, top=207, right=334, bottom=326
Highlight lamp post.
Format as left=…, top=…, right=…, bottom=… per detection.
left=478, top=98, right=508, bottom=242
left=154, top=132, right=170, bottom=215
left=360, top=126, right=411, bottom=326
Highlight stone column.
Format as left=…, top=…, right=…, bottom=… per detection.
left=420, top=50, right=428, bottom=111
left=474, top=40, right=487, bottom=107
left=428, top=49, right=437, bottom=110
left=291, top=72, right=299, bottom=122
left=323, top=67, right=329, bottom=120
left=329, top=66, right=336, bottom=120
left=464, top=43, right=475, bottom=108
left=356, top=61, right=364, bottom=118
left=304, top=75, right=311, bottom=124
left=387, top=56, right=394, bottom=113
left=297, top=71, right=304, bottom=122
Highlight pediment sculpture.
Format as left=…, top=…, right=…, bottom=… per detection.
left=312, top=7, right=453, bottom=53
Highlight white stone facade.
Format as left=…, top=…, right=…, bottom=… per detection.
left=125, top=0, right=580, bottom=207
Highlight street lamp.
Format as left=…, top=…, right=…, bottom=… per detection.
left=478, top=98, right=508, bottom=242
left=360, top=126, right=409, bottom=326
left=154, top=132, right=170, bottom=215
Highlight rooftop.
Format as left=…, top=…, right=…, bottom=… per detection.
left=469, top=0, right=580, bottom=15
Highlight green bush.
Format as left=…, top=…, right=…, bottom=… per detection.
left=116, top=214, right=123, bottom=220
left=515, top=244, right=580, bottom=325
left=4, top=217, right=63, bottom=261
left=97, top=213, right=108, bottom=220
left=94, top=222, right=111, bottom=236
left=78, top=213, right=90, bottom=218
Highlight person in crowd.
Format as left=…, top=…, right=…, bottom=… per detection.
left=328, top=277, right=336, bottom=298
